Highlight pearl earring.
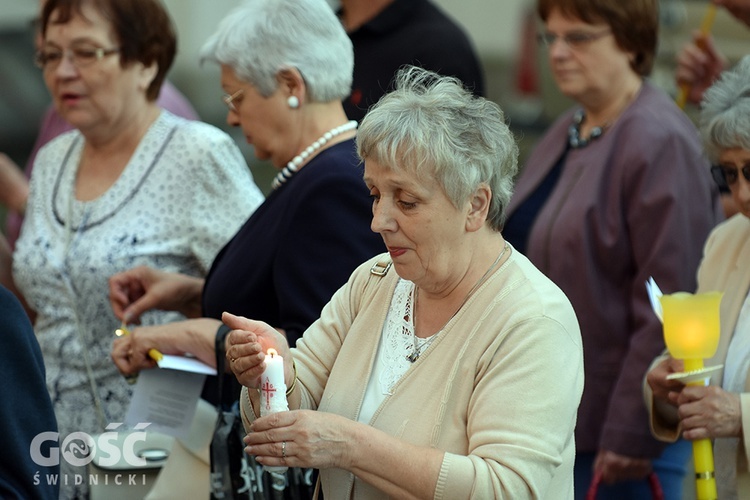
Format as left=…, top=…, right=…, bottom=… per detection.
left=287, top=96, right=299, bottom=109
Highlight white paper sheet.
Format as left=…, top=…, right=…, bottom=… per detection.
left=645, top=276, right=664, bottom=323
left=156, top=354, right=217, bottom=375
left=125, top=368, right=207, bottom=438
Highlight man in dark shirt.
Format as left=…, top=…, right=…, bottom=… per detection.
left=340, top=0, right=485, bottom=122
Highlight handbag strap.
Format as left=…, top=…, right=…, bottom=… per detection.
left=214, top=324, right=232, bottom=409
left=586, top=471, right=664, bottom=500
left=312, top=474, right=321, bottom=500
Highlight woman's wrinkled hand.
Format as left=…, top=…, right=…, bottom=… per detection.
left=109, top=266, right=203, bottom=323
left=111, top=325, right=164, bottom=376
left=111, top=318, right=223, bottom=377
left=222, top=311, right=292, bottom=389
left=675, top=32, right=728, bottom=105
left=593, top=449, right=652, bottom=485
left=646, top=356, right=685, bottom=405
left=673, top=385, right=742, bottom=440
left=244, top=410, right=353, bottom=470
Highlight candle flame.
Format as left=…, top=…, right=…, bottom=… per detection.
left=660, top=291, right=722, bottom=359
left=267, top=348, right=278, bottom=357
left=115, top=322, right=130, bottom=337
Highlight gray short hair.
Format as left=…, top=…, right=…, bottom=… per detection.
left=357, top=66, right=519, bottom=231
left=700, top=55, right=750, bottom=164
left=200, top=0, right=353, bottom=102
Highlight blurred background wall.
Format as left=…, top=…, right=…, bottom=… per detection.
left=1, top=0, right=749, bottom=195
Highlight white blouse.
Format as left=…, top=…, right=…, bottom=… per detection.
left=13, top=110, right=264, bottom=438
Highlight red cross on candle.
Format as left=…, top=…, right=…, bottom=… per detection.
left=261, top=379, right=277, bottom=409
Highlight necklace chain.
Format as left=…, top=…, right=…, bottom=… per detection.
left=271, top=120, right=358, bottom=190
left=407, top=243, right=510, bottom=363
left=568, top=84, right=640, bottom=149
left=568, top=109, right=608, bottom=149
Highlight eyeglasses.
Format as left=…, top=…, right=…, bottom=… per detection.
left=537, top=30, right=612, bottom=50
left=222, top=89, right=244, bottom=112
left=711, top=164, right=750, bottom=190
left=35, top=46, right=120, bottom=70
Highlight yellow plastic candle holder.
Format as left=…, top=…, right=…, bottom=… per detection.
left=660, top=291, right=722, bottom=500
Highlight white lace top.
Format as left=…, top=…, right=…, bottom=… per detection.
left=359, top=278, right=438, bottom=423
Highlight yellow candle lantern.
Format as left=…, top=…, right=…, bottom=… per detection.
left=660, top=291, right=722, bottom=500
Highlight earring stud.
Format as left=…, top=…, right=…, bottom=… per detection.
left=287, top=96, right=299, bottom=109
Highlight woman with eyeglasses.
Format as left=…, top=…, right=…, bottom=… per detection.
left=11, top=0, right=264, bottom=497
left=646, top=55, right=750, bottom=500
left=110, top=0, right=382, bottom=374
left=108, top=0, right=383, bottom=495
left=503, top=0, right=724, bottom=498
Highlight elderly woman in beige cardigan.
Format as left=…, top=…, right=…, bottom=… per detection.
left=223, top=66, right=585, bottom=500
left=645, top=55, right=750, bottom=500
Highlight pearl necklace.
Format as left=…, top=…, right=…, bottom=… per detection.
left=407, top=243, right=510, bottom=363
left=271, top=120, right=358, bottom=190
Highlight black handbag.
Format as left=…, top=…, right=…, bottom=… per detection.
left=210, top=325, right=252, bottom=499
left=210, top=325, right=316, bottom=500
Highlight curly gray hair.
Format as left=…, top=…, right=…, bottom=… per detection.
left=700, top=55, right=750, bottom=164
left=357, top=66, right=519, bottom=231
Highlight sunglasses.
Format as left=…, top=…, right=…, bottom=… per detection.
left=711, top=165, right=750, bottom=191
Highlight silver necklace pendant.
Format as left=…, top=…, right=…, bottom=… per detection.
left=407, top=335, right=435, bottom=363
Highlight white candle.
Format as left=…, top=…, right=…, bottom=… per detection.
left=260, top=348, right=289, bottom=415
left=259, top=348, right=288, bottom=473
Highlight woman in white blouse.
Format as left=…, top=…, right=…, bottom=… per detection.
left=11, top=0, right=263, bottom=497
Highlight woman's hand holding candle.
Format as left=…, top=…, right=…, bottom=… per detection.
left=222, top=311, right=294, bottom=391
left=646, top=356, right=685, bottom=403
left=223, top=311, right=294, bottom=473
left=671, top=385, right=742, bottom=440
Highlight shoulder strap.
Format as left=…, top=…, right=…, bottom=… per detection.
left=369, top=257, right=392, bottom=277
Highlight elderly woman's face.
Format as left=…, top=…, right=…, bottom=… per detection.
left=718, top=148, right=750, bottom=219
left=42, top=5, right=154, bottom=135
left=220, top=65, right=296, bottom=169
left=543, top=8, right=634, bottom=104
left=364, top=158, right=471, bottom=287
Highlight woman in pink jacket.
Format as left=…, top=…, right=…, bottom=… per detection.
left=503, top=0, right=723, bottom=497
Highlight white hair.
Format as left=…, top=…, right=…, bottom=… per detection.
left=200, top=0, right=353, bottom=102
left=700, top=55, right=750, bottom=164
left=357, top=66, right=519, bottom=231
